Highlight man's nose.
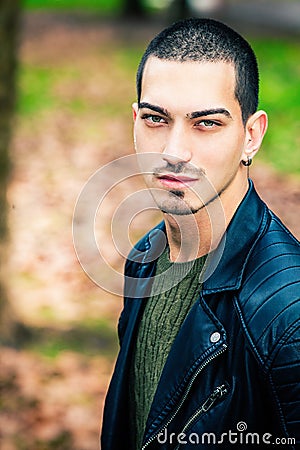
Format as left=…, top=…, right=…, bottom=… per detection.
left=162, top=124, right=192, bottom=165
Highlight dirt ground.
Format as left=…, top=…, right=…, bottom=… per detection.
left=1, top=13, right=300, bottom=450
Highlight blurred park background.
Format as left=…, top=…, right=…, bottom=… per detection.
left=0, top=0, right=299, bottom=448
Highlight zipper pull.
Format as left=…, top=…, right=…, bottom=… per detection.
left=202, top=384, right=228, bottom=412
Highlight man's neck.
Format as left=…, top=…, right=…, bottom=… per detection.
left=164, top=180, right=249, bottom=263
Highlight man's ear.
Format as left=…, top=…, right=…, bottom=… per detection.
left=242, top=110, right=268, bottom=161
left=132, top=102, right=138, bottom=121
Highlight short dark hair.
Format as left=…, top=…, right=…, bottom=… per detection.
left=136, top=18, right=259, bottom=124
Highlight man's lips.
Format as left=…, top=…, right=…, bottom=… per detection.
left=155, top=173, right=199, bottom=189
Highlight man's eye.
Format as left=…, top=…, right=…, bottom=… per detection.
left=151, top=115, right=163, bottom=123
left=194, top=119, right=222, bottom=129
left=141, top=114, right=166, bottom=124
left=198, top=120, right=218, bottom=127
left=203, top=120, right=215, bottom=127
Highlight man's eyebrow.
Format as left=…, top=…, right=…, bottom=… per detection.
left=187, top=108, right=232, bottom=120
left=138, top=102, right=171, bottom=118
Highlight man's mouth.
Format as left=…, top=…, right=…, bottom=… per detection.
left=155, top=173, right=199, bottom=189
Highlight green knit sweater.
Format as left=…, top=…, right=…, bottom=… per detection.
left=130, top=246, right=206, bottom=449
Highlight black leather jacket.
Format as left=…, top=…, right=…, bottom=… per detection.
left=101, top=181, right=300, bottom=449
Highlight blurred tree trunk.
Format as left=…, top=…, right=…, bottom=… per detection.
left=169, top=0, right=190, bottom=19
left=175, top=0, right=190, bottom=17
left=123, top=0, right=145, bottom=18
left=0, top=0, right=22, bottom=344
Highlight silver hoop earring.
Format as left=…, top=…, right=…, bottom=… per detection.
left=242, top=157, right=252, bottom=166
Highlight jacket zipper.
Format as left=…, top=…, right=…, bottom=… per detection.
left=141, top=343, right=227, bottom=449
left=174, top=383, right=228, bottom=450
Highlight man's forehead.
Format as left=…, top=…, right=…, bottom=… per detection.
left=143, top=56, right=235, bottom=74
left=141, top=57, right=236, bottom=92
left=141, top=57, right=238, bottom=111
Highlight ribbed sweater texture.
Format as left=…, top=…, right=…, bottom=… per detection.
left=130, top=246, right=206, bottom=449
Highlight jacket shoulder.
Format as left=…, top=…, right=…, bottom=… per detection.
left=125, top=221, right=166, bottom=276
left=120, top=221, right=166, bottom=335
left=236, top=211, right=300, bottom=369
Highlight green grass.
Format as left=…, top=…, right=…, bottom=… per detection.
left=252, top=38, right=300, bottom=174
left=16, top=65, right=95, bottom=125
left=23, top=0, right=122, bottom=13
left=24, top=319, right=118, bottom=359
left=17, top=66, right=57, bottom=116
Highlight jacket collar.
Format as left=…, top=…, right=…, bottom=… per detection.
left=137, top=180, right=269, bottom=294
left=203, top=180, right=269, bottom=293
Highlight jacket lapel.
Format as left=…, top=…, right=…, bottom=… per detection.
left=203, top=180, right=268, bottom=293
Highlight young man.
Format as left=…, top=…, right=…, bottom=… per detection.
left=101, top=18, right=300, bottom=449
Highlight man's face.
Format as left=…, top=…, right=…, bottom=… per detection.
left=133, top=57, right=249, bottom=215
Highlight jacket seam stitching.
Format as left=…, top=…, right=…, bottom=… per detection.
left=235, top=292, right=300, bottom=372
left=272, top=214, right=300, bottom=245
left=267, top=320, right=300, bottom=370
left=233, top=295, right=266, bottom=368
left=242, top=251, right=300, bottom=289
left=257, top=305, right=300, bottom=360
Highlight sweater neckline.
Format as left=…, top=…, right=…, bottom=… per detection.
left=156, top=246, right=207, bottom=280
